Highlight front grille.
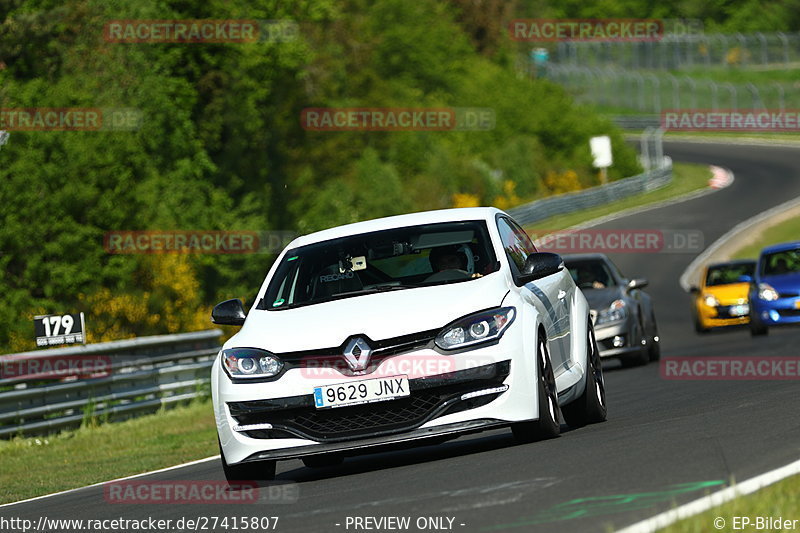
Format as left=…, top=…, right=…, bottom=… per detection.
left=779, top=292, right=799, bottom=299
left=270, top=330, right=439, bottom=378
left=229, top=361, right=510, bottom=442
left=778, top=309, right=800, bottom=317
left=714, top=305, right=748, bottom=318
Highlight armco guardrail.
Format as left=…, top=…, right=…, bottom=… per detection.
left=0, top=329, right=222, bottom=438
left=508, top=163, right=672, bottom=226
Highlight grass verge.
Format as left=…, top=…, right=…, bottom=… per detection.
left=0, top=399, right=218, bottom=505
left=523, top=162, right=712, bottom=233
left=731, top=215, right=800, bottom=260
left=658, top=474, right=800, bottom=532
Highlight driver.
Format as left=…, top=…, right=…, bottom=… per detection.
left=577, top=266, right=606, bottom=289
left=429, top=245, right=482, bottom=278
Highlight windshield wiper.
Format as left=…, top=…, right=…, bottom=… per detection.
left=331, top=284, right=420, bottom=299
left=268, top=284, right=423, bottom=310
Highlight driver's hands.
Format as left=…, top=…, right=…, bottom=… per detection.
left=471, top=273, right=483, bottom=278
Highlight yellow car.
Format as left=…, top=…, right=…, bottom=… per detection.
left=691, top=259, right=756, bottom=332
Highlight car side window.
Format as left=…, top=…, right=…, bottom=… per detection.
left=497, top=217, right=537, bottom=275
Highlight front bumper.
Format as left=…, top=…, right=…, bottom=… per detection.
left=593, top=320, right=641, bottom=358
left=697, top=302, right=750, bottom=328
left=240, top=418, right=509, bottom=463
left=227, top=361, right=511, bottom=443
left=752, top=297, right=800, bottom=325
left=213, top=324, right=540, bottom=465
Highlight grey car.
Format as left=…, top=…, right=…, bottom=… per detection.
left=563, top=253, right=660, bottom=366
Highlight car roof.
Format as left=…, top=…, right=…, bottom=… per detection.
left=760, top=241, right=800, bottom=255
left=706, top=258, right=756, bottom=269
left=285, top=207, right=507, bottom=248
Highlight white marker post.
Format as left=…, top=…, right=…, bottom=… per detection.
left=0, top=131, right=8, bottom=151
left=590, top=135, right=613, bottom=184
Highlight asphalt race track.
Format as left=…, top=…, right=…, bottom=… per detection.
left=6, top=141, right=800, bottom=533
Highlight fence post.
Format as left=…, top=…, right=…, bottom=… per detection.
left=776, top=32, right=789, bottom=66
left=746, top=82, right=763, bottom=109
left=723, top=82, right=737, bottom=111
left=709, top=80, right=719, bottom=111
left=773, top=82, right=785, bottom=112
left=654, top=128, right=665, bottom=168
left=667, top=73, right=680, bottom=109
left=683, top=76, right=698, bottom=109
left=640, top=127, right=653, bottom=171
left=647, top=74, right=661, bottom=113
left=756, top=32, right=768, bottom=65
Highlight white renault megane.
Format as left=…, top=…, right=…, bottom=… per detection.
left=211, top=207, right=606, bottom=481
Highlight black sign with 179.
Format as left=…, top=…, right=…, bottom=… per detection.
left=34, top=313, right=86, bottom=347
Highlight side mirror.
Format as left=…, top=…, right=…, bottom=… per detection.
left=628, top=278, right=649, bottom=290
left=211, top=298, right=246, bottom=326
left=689, top=285, right=700, bottom=294
left=519, top=252, right=564, bottom=284
left=738, top=274, right=754, bottom=283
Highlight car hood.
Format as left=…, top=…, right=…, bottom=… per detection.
left=581, top=287, right=623, bottom=311
left=226, top=274, right=510, bottom=352
left=759, top=274, right=800, bottom=296
left=703, top=282, right=750, bottom=304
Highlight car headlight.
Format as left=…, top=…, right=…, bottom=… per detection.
left=222, top=348, right=283, bottom=379
left=758, top=283, right=779, bottom=301
left=703, top=294, right=720, bottom=307
left=435, top=307, right=516, bottom=350
left=596, top=299, right=627, bottom=325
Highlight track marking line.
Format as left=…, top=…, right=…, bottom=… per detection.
left=616, top=457, right=800, bottom=533
left=0, top=455, right=219, bottom=508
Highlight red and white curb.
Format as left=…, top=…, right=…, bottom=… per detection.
left=708, top=165, right=734, bottom=189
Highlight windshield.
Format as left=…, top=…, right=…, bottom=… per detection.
left=761, top=249, right=800, bottom=276
left=258, top=221, right=498, bottom=310
left=565, top=260, right=617, bottom=289
left=705, top=262, right=755, bottom=286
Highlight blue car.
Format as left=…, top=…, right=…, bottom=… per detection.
left=749, top=241, right=800, bottom=336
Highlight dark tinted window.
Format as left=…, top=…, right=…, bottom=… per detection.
left=565, top=259, right=617, bottom=289
left=761, top=249, right=800, bottom=276
left=497, top=217, right=537, bottom=273
left=259, top=220, right=498, bottom=310
left=705, top=262, right=755, bottom=286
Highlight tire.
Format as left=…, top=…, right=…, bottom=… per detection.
left=694, top=315, right=710, bottom=334
left=562, top=321, right=607, bottom=428
left=219, top=439, right=276, bottom=483
left=648, top=312, right=661, bottom=362
left=512, top=335, right=560, bottom=443
left=750, top=320, right=768, bottom=336
left=622, top=310, right=650, bottom=367
left=302, top=455, right=344, bottom=468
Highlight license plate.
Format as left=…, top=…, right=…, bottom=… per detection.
left=730, top=304, right=749, bottom=316
left=313, top=375, right=409, bottom=409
